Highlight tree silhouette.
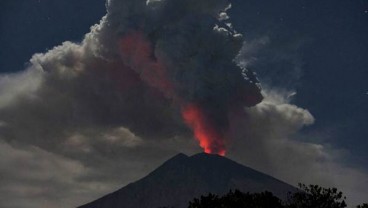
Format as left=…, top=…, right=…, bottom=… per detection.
left=187, top=183, right=365, bottom=208
left=188, top=193, right=222, bottom=208
left=188, top=190, right=283, bottom=208
left=286, top=183, right=347, bottom=208
left=357, top=203, right=368, bottom=208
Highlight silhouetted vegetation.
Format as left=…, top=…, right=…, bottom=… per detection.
left=186, top=183, right=367, bottom=208
left=286, top=183, right=346, bottom=208
left=188, top=190, right=283, bottom=208
left=356, top=204, right=368, bottom=208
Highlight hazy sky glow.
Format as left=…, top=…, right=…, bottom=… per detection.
left=0, top=0, right=367, bottom=207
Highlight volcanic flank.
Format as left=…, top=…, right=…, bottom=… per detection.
left=78, top=153, right=296, bottom=208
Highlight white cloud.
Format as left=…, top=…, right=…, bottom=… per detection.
left=102, top=127, right=143, bottom=147
left=0, top=68, right=43, bottom=109
left=0, top=141, right=112, bottom=208
left=227, top=90, right=368, bottom=205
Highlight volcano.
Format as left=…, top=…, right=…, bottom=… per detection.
left=78, top=153, right=296, bottom=208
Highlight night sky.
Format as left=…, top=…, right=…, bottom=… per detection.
left=229, top=0, right=368, bottom=168
left=0, top=0, right=367, bottom=207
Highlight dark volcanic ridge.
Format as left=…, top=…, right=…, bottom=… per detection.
left=78, top=153, right=296, bottom=208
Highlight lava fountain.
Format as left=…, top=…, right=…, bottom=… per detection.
left=182, top=103, right=226, bottom=156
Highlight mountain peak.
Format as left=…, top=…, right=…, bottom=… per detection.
left=190, top=152, right=223, bottom=158
left=174, top=152, right=189, bottom=158
left=79, top=152, right=296, bottom=208
left=170, top=152, right=222, bottom=160
left=166, top=152, right=189, bottom=163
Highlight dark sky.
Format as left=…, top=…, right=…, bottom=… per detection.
left=0, top=0, right=106, bottom=73
left=0, top=0, right=367, bottom=207
left=229, top=0, right=368, bottom=168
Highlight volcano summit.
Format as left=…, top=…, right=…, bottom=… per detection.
left=78, top=153, right=296, bottom=208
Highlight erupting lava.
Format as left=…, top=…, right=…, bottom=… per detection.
left=182, top=104, right=226, bottom=156
left=119, top=30, right=229, bottom=156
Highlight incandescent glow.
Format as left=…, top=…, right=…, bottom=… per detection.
left=182, top=104, right=226, bottom=156
left=116, top=21, right=262, bottom=156
left=119, top=31, right=174, bottom=97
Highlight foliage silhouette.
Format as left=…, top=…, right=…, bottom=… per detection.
left=186, top=183, right=368, bottom=208
left=356, top=203, right=368, bottom=208
left=188, top=190, right=283, bottom=208
left=286, top=183, right=347, bottom=208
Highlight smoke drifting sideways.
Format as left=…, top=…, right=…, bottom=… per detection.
left=1, top=0, right=262, bottom=156
left=115, top=0, right=263, bottom=155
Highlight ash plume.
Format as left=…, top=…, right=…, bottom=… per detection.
left=0, top=0, right=263, bottom=155
left=112, top=0, right=263, bottom=154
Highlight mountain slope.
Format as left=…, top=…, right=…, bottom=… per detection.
left=78, top=153, right=296, bottom=208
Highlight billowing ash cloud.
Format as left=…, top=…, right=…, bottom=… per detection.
left=0, top=0, right=262, bottom=155
left=107, top=0, right=263, bottom=154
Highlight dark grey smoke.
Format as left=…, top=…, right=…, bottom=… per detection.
left=0, top=0, right=262, bottom=151
left=110, top=0, right=263, bottom=151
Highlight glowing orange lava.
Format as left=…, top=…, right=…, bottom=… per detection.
left=119, top=31, right=227, bottom=156
left=182, top=104, right=226, bottom=156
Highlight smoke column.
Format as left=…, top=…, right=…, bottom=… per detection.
left=0, top=0, right=263, bottom=156
left=110, top=0, right=264, bottom=155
